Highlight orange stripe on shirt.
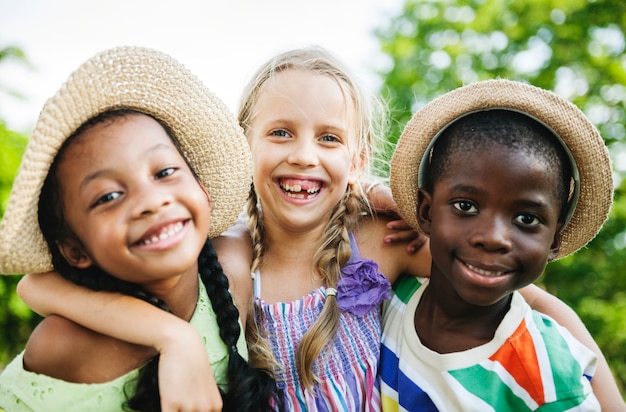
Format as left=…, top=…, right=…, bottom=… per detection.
left=490, top=319, right=545, bottom=404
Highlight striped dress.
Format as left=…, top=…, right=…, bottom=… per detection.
left=253, top=235, right=383, bottom=411
left=379, top=276, right=600, bottom=411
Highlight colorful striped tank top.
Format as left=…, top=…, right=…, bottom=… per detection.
left=253, top=234, right=383, bottom=411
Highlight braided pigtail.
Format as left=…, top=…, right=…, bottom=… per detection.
left=244, top=185, right=282, bottom=375
left=296, top=185, right=366, bottom=390
left=198, top=237, right=278, bottom=411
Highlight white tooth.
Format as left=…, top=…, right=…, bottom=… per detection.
left=150, top=236, right=159, bottom=243
left=467, top=263, right=502, bottom=277
left=293, top=184, right=301, bottom=192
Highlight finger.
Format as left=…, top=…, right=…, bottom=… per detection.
left=386, top=219, right=411, bottom=231
left=383, top=230, right=417, bottom=244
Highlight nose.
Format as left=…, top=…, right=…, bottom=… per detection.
left=287, top=137, right=319, bottom=168
left=469, top=214, right=513, bottom=253
left=131, top=182, right=172, bottom=218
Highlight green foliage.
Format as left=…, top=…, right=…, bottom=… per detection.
left=0, top=45, right=41, bottom=370
left=376, top=0, right=626, bottom=396
left=0, top=122, right=40, bottom=369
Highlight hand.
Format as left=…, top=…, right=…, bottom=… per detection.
left=364, top=182, right=428, bottom=255
left=384, top=218, right=428, bottom=254
left=158, top=324, right=223, bottom=411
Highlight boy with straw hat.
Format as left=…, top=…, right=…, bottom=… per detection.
left=380, top=79, right=615, bottom=411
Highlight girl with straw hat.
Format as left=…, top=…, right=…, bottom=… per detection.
left=0, top=46, right=278, bottom=411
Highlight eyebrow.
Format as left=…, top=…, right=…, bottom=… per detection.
left=449, top=184, right=483, bottom=196
left=79, top=143, right=173, bottom=190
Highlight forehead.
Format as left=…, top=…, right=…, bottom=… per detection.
left=441, top=143, right=562, bottom=199
left=58, top=114, right=177, bottom=169
left=258, top=69, right=353, bottom=112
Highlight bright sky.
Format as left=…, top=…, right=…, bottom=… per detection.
left=0, top=0, right=402, bottom=132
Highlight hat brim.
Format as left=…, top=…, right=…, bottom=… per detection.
left=0, top=46, right=252, bottom=274
left=390, top=79, right=613, bottom=259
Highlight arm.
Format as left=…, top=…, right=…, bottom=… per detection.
left=211, top=215, right=253, bottom=326
left=356, top=215, right=431, bottom=284
left=520, top=284, right=625, bottom=410
left=18, top=272, right=222, bottom=412
left=365, top=182, right=428, bottom=254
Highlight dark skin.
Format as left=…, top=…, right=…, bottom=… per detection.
left=414, top=145, right=563, bottom=354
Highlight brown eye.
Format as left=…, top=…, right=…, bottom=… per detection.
left=156, top=167, right=176, bottom=179
left=453, top=200, right=477, bottom=214
left=94, top=192, right=121, bottom=207
left=515, top=214, right=540, bottom=226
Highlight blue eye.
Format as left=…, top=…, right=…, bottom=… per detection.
left=320, top=134, right=339, bottom=142
left=270, top=129, right=289, bottom=138
left=453, top=200, right=478, bottom=214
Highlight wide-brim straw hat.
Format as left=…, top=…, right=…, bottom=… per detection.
left=390, top=79, right=613, bottom=259
left=0, top=46, right=252, bottom=275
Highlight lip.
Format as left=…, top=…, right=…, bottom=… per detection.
left=133, top=219, right=189, bottom=251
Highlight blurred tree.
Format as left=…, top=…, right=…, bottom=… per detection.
left=376, top=0, right=626, bottom=396
left=0, top=46, right=41, bottom=370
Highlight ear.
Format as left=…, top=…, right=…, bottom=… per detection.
left=200, top=184, right=213, bottom=212
left=417, top=188, right=433, bottom=236
left=57, top=238, right=94, bottom=269
left=547, top=222, right=564, bottom=261
left=348, top=150, right=366, bottom=185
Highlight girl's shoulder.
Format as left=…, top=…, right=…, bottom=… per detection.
left=354, top=216, right=431, bottom=284
left=24, top=314, right=153, bottom=383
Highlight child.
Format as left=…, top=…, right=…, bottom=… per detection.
left=379, top=79, right=613, bottom=410
left=235, top=47, right=432, bottom=409
left=0, top=46, right=276, bottom=411
left=15, top=49, right=623, bottom=410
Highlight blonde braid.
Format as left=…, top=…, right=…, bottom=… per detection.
left=296, top=185, right=367, bottom=390
left=246, top=185, right=264, bottom=275
left=244, top=185, right=281, bottom=373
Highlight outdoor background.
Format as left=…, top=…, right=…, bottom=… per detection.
left=1, top=0, right=625, bottom=399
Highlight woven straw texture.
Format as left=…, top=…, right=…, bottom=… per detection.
left=0, top=46, right=252, bottom=274
left=390, top=79, right=613, bottom=259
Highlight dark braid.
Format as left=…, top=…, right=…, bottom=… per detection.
left=198, top=239, right=279, bottom=411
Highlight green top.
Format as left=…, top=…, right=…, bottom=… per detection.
left=0, top=278, right=247, bottom=411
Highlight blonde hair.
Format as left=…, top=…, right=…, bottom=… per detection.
left=239, top=46, right=387, bottom=390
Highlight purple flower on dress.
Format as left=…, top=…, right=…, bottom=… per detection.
left=336, top=259, right=391, bottom=316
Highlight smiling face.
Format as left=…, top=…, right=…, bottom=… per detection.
left=245, top=68, right=358, bottom=235
left=53, top=113, right=211, bottom=289
left=417, top=111, right=570, bottom=308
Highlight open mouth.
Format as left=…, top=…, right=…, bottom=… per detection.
left=279, top=178, right=321, bottom=199
left=136, top=221, right=186, bottom=246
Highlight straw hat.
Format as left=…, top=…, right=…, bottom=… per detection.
left=390, top=79, right=613, bottom=259
left=0, top=46, right=252, bottom=275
